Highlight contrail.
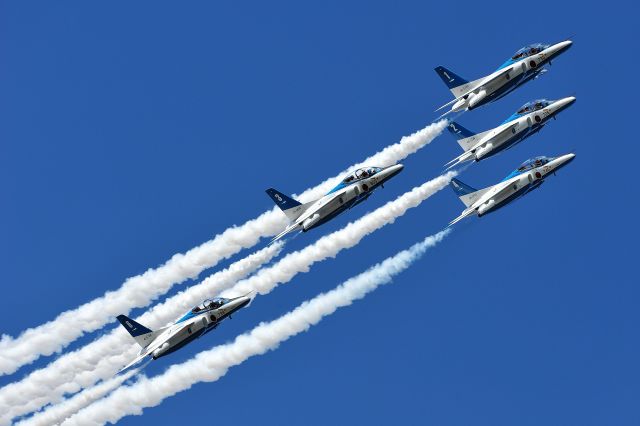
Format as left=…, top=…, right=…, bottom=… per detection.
left=62, top=230, right=450, bottom=425
left=220, top=172, right=456, bottom=298
left=16, top=364, right=147, bottom=426
left=0, top=245, right=282, bottom=425
left=0, top=120, right=447, bottom=376
left=0, top=170, right=454, bottom=424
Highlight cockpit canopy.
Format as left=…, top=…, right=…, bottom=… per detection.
left=341, top=167, right=383, bottom=184
left=502, top=99, right=553, bottom=124
left=191, top=297, right=229, bottom=313
left=510, top=43, right=549, bottom=60
left=502, top=156, right=553, bottom=181
left=516, top=156, right=552, bottom=172
left=516, top=99, right=552, bottom=114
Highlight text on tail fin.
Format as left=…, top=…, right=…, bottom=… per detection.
left=434, top=66, right=468, bottom=90
left=450, top=178, right=478, bottom=197
left=117, top=315, right=152, bottom=337
left=265, top=188, right=301, bottom=211
left=448, top=122, right=475, bottom=139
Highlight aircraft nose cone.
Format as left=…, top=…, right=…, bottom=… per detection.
left=235, top=296, right=251, bottom=309
left=555, top=153, right=576, bottom=168
left=552, top=96, right=576, bottom=114
left=549, top=40, right=573, bottom=56
left=560, top=40, right=573, bottom=49
left=384, top=164, right=404, bottom=179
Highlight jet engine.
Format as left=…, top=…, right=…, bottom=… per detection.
left=475, top=143, right=493, bottom=160
left=302, top=213, right=321, bottom=231
left=452, top=98, right=467, bottom=112
left=477, top=199, right=495, bottom=215
left=152, top=342, right=170, bottom=359
left=467, top=90, right=487, bottom=109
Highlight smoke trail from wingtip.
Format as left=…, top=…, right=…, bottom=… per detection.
left=62, top=230, right=450, bottom=425
left=0, top=245, right=282, bottom=425
left=0, top=169, right=454, bottom=425
left=0, top=120, right=447, bottom=377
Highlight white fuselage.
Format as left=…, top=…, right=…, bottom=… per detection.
left=469, top=154, right=575, bottom=217
left=451, top=41, right=572, bottom=113
left=294, top=164, right=404, bottom=231
left=145, top=296, right=250, bottom=359
left=465, top=97, right=576, bottom=162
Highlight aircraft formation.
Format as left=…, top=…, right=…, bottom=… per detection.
left=118, top=39, right=576, bottom=369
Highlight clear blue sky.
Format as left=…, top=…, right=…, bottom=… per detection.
left=1, top=1, right=637, bottom=425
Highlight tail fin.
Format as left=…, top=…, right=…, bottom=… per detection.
left=450, top=178, right=490, bottom=208
left=266, top=188, right=309, bottom=222
left=448, top=121, right=475, bottom=139
left=434, top=66, right=468, bottom=94
left=448, top=122, right=491, bottom=152
left=450, top=178, right=478, bottom=197
left=117, top=315, right=162, bottom=348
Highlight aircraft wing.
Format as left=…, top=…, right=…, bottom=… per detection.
left=435, top=67, right=514, bottom=112
left=485, top=121, right=520, bottom=144
left=444, top=150, right=474, bottom=170
left=467, top=179, right=516, bottom=209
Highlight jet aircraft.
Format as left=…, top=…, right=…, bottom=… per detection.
left=434, top=40, right=573, bottom=116
left=267, top=164, right=404, bottom=242
left=445, top=96, right=576, bottom=168
left=448, top=153, right=575, bottom=226
left=117, top=295, right=251, bottom=372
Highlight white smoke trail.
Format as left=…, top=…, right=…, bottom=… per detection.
left=0, top=245, right=282, bottom=425
left=221, top=172, right=456, bottom=299
left=0, top=170, right=454, bottom=425
left=0, top=120, right=447, bottom=376
left=16, top=363, right=147, bottom=426
left=63, top=230, right=450, bottom=425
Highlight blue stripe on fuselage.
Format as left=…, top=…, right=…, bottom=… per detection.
left=468, top=69, right=542, bottom=111
left=304, top=173, right=397, bottom=232
left=153, top=327, right=206, bottom=359
left=478, top=180, right=544, bottom=217
left=478, top=125, right=545, bottom=162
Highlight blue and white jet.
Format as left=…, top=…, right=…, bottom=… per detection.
left=448, top=153, right=575, bottom=226
left=445, top=96, right=576, bottom=168
left=267, top=164, right=404, bottom=241
left=117, top=295, right=251, bottom=371
left=434, top=40, right=573, bottom=116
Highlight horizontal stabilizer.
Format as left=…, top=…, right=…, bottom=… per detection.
left=448, top=208, right=475, bottom=227
left=444, top=151, right=474, bottom=170
left=270, top=223, right=301, bottom=243
left=118, top=352, right=150, bottom=373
